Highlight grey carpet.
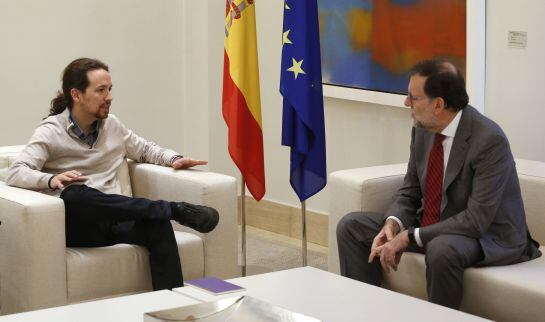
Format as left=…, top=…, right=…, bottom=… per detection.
left=241, top=228, right=328, bottom=276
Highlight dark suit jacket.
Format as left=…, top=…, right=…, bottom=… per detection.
left=386, top=105, right=541, bottom=266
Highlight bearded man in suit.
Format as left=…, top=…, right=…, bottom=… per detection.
left=336, top=59, right=541, bottom=309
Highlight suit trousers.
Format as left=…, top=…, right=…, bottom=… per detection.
left=336, top=212, right=483, bottom=309
left=60, top=184, right=183, bottom=291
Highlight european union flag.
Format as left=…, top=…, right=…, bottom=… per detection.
left=280, top=0, right=326, bottom=202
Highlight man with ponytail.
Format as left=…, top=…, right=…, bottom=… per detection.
left=7, top=58, right=219, bottom=291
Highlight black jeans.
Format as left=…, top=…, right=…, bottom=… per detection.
left=60, top=184, right=183, bottom=290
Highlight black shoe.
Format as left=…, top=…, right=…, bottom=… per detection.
left=172, top=202, right=219, bottom=233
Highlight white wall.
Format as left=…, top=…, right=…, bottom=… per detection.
left=3, top=0, right=544, bottom=216
left=0, top=0, right=185, bottom=153
left=485, top=0, right=545, bottom=161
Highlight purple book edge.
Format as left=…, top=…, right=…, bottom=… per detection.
left=186, top=277, right=245, bottom=294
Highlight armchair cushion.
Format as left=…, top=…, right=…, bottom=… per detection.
left=66, top=231, right=203, bottom=303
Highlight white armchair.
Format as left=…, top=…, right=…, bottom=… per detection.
left=328, top=160, right=545, bottom=322
left=0, top=146, right=239, bottom=315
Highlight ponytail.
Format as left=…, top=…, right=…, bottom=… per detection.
left=49, top=91, right=68, bottom=116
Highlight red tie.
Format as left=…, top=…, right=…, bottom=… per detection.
left=422, top=133, right=446, bottom=227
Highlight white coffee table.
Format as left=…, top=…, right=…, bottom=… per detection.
left=0, top=268, right=491, bottom=321
left=0, top=290, right=197, bottom=322
left=174, top=267, right=490, bottom=322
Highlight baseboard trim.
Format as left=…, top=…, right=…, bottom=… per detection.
left=238, top=196, right=328, bottom=247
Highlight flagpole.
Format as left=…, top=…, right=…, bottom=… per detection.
left=301, top=200, right=307, bottom=266
left=280, top=0, right=325, bottom=269
left=241, top=177, right=247, bottom=277
left=223, top=0, right=263, bottom=278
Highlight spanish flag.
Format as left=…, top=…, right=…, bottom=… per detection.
left=222, top=0, right=265, bottom=201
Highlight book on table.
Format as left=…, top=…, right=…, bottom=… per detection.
left=185, top=277, right=245, bottom=295
left=144, top=295, right=321, bottom=321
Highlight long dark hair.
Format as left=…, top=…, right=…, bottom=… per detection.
left=49, top=58, right=109, bottom=116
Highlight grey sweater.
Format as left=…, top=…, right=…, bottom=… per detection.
left=7, top=108, right=179, bottom=195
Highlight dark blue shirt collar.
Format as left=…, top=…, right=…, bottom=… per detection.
left=67, top=108, right=101, bottom=148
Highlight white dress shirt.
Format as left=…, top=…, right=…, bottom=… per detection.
left=387, top=110, right=463, bottom=246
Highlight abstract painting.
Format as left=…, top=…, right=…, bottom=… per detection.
left=318, top=0, right=466, bottom=95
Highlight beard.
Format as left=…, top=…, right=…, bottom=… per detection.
left=95, top=104, right=110, bottom=119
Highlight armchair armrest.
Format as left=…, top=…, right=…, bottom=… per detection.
left=328, top=163, right=407, bottom=274
left=0, top=182, right=67, bottom=314
left=128, top=163, right=239, bottom=279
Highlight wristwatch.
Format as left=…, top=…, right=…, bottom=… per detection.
left=407, top=227, right=416, bottom=245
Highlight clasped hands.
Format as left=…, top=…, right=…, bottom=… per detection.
left=368, top=219, right=410, bottom=273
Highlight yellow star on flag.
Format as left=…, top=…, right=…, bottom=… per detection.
left=282, top=30, right=292, bottom=46
left=285, top=1, right=290, bottom=10
left=287, top=58, right=305, bottom=80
